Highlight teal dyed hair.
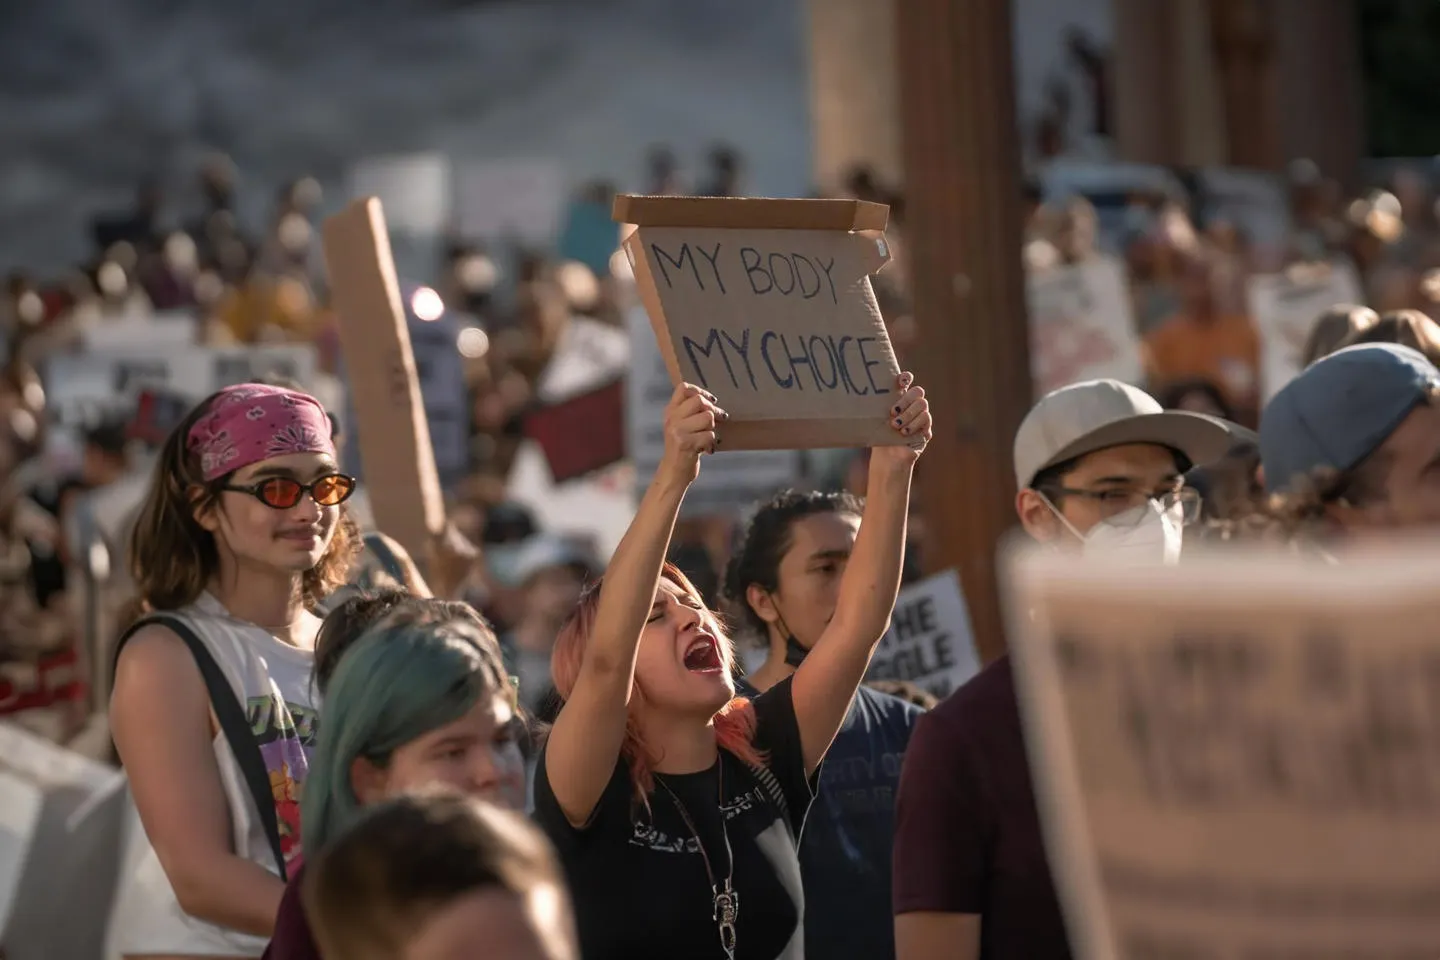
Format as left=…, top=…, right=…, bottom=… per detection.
left=301, top=613, right=509, bottom=853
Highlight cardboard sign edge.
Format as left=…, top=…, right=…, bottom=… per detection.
left=612, top=195, right=889, bottom=232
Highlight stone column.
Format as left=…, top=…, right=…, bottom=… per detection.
left=806, top=0, right=903, bottom=195
left=894, top=0, right=1033, bottom=663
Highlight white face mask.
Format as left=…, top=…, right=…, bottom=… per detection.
left=1048, top=498, right=1185, bottom=566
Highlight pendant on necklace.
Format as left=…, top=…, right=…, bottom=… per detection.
left=713, top=880, right=738, bottom=956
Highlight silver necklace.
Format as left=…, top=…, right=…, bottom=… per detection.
left=654, top=761, right=738, bottom=959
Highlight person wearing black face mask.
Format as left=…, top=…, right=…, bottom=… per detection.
left=723, top=491, right=922, bottom=960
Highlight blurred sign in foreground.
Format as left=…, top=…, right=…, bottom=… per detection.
left=1003, top=540, right=1440, bottom=958
left=616, top=195, right=905, bottom=450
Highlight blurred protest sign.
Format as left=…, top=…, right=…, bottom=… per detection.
left=866, top=569, right=979, bottom=699
left=80, top=309, right=196, bottom=351
left=44, top=345, right=317, bottom=427
left=0, top=770, right=41, bottom=937
left=616, top=195, right=904, bottom=450
left=1193, top=168, right=1291, bottom=270
left=536, top=316, right=629, bottom=404
left=505, top=443, right=634, bottom=561
left=322, top=199, right=446, bottom=564
left=1026, top=257, right=1143, bottom=397
left=1003, top=541, right=1440, bottom=959
left=1249, top=260, right=1364, bottom=401
left=524, top=379, right=625, bottom=483
left=456, top=158, right=566, bottom=246
left=404, top=304, right=470, bottom=489
left=0, top=722, right=127, bottom=960
left=625, top=303, right=800, bottom=517
left=348, top=153, right=451, bottom=236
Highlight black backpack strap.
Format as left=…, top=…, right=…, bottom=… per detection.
left=362, top=533, right=408, bottom=584
left=114, top=615, right=289, bottom=880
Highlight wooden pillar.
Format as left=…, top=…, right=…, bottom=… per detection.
left=1209, top=0, right=1283, bottom=170
left=894, top=0, right=1032, bottom=664
left=806, top=0, right=903, bottom=195
left=1112, top=0, right=1184, bottom=165
left=1272, top=0, right=1364, bottom=189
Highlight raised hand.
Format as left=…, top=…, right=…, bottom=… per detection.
left=658, top=383, right=728, bottom=485
left=873, top=372, right=931, bottom=467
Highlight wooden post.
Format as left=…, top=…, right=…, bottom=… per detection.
left=894, top=0, right=1033, bottom=664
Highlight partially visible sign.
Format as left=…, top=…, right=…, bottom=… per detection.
left=43, top=345, right=318, bottom=427
left=348, top=153, right=452, bottom=235
left=456, top=158, right=566, bottom=246
left=867, top=569, right=980, bottom=699
left=1004, top=540, right=1440, bottom=959
left=624, top=304, right=801, bottom=518
left=1026, top=256, right=1143, bottom=397
left=407, top=315, right=471, bottom=489
left=1249, top=259, right=1364, bottom=401
left=81, top=309, right=197, bottom=351
left=524, top=379, right=625, bottom=483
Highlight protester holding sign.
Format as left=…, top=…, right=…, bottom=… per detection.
left=534, top=374, right=929, bottom=960
left=893, top=378, right=1233, bottom=960
left=108, top=384, right=361, bottom=957
left=722, top=489, right=922, bottom=960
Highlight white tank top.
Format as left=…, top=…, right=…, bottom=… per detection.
left=109, top=593, right=319, bottom=957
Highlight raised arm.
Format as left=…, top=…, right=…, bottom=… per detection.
left=545, top=383, right=723, bottom=826
left=791, top=373, right=930, bottom=774
left=110, top=625, right=287, bottom=936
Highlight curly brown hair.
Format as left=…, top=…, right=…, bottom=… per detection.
left=122, top=388, right=360, bottom=625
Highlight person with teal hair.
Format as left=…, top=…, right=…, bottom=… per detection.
left=264, top=603, right=526, bottom=960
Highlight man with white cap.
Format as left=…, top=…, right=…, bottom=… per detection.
left=892, top=379, right=1234, bottom=960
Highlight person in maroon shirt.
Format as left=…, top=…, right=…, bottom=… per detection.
left=892, top=379, right=1234, bottom=960
left=266, top=591, right=527, bottom=960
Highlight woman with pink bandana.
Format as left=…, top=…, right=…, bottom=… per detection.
left=109, top=384, right=361, bottom=959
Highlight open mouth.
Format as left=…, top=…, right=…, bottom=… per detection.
left=683, top=635, right=724, bottom=673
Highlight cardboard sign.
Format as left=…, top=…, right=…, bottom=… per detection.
left=616, top=195, right=903, bottom=450
left=1003, top=541, right=1440, bottom=958
left=866, top=569, right=980, bottom=699
left=1249, top=260, right=1364, bottom=401
left=321, top=199, right=446, bottom=564
left=1026, top=256, right=1144, bottom=397
left=624, top=303, right=801, bottom=517
left=524, top=378, right=626, bottom=483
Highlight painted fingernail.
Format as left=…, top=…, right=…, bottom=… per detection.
left=894, top=417, right=903, bottom=426
left=892, top=404, right=901, bottom=414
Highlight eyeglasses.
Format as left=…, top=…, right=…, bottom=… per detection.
left=219, top=474, right=357, bottom=510
left=1043, top=485, right=1203, bottom=527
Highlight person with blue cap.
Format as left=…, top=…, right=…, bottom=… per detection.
left=1260, top=342, right=1440, bottom=533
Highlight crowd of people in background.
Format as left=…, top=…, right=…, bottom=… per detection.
left=0, top=124, right=1436, bottom=959
left=7, top=144, right=1440, bottom=738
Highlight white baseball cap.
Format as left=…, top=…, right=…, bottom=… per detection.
left=1013, top=379, right=1235, bottom=490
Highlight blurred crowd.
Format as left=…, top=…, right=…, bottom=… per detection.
left=5, top=143, right=1440, bottom=742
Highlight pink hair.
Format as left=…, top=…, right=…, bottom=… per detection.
left=550, top=562, right=766, bottom=806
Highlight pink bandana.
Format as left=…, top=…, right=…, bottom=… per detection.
left=187, top=384, right=336, bottom=481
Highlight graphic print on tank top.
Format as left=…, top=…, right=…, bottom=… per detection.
left=248, top=693, right=319, bottom=863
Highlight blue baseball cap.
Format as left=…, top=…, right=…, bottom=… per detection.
left=1260, top=343, right=1440, bottom=494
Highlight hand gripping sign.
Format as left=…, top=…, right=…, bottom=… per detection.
left=616, top=195, right=906, bottom=450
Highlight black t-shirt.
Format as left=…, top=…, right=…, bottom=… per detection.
left=533, top=676, right=818, bottom=960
